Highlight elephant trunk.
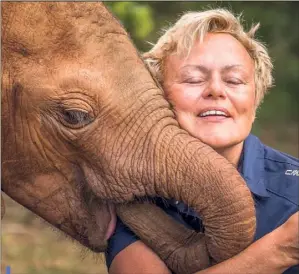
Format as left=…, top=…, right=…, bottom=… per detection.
left=141, top=123, right=256, bottom=262
left=102, top=76, right=256, bottom=262
left=117, top=202, right=210, bottom=274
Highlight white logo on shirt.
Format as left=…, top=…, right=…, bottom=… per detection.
left=285, top=169, right=299, bottom=176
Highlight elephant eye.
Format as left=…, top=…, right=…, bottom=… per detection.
left=60, top=109, right=94, bottom=129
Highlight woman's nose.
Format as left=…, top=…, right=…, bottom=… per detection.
left=202, top=74, right=226, bottom=99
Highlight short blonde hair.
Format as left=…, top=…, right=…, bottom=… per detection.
left=143, top=9, right=273, bottom=108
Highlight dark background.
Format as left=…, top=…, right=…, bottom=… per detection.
left=2, top=2, right=298, bottom=274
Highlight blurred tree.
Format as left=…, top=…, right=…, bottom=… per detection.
left=105, top=2, right=155, bottom=49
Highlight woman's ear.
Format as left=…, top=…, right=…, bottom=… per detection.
left=251, top=111, right=256, bottom=123
left=251, top=103, right=258, bottom=124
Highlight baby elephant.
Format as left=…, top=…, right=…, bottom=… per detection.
left=1, top=2, right=255, bottom=273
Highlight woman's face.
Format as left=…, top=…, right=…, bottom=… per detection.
left=163, top=33, right=256, bottom=150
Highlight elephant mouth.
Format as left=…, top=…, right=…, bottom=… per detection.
left=104, top=203, right=117, bottom=240
left=86, top=199, right=117, bottom=252
left=78, top=167, right=117, bottom=249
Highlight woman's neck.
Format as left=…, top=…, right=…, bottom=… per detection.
left=215, top=141, right=244, bottom=167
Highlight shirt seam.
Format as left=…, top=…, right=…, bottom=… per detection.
left=266, top=187, right=299, bottom=206
left=264, top=157, right=299, bottom=167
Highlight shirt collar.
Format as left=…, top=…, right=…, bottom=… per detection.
left=239, top=134, right=270, bottom=198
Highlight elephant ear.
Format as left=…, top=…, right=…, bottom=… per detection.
left=1, top=194, right=5, bottom=219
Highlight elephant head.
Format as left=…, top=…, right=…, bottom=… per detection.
left=1, top=2, right=256, bottom=272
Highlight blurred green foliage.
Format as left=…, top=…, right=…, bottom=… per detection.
left=106, top=1, right=298, bottom=135
left=105, top=2, right=154, bottom=49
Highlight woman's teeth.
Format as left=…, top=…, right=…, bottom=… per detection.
left=200, top=110, right=228, bottom=117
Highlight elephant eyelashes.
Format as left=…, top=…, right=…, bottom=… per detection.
left=60, top=109, right=94, bottom=129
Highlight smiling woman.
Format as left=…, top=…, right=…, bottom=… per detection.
left=107, top=8, right=299, bottom=274
left=162, top=33, right=257, bottom=162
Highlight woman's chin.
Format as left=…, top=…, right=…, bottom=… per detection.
left=193, top=133, right=237, bottom=150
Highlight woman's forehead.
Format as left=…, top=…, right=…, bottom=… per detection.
left=168, top=33, right=254, bottom=72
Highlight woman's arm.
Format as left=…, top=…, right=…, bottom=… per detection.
left=197, top=212, right=299, bottom=274
left=109, top=240, right=171, bottom=274
left=109, top=237, right=288, bottom=274
left=196, top=232, right=292, bottom=274
left=109, top=212, right=298, bottom=274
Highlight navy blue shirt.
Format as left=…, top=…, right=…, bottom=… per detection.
left=105, top=134, right=299, bottom=273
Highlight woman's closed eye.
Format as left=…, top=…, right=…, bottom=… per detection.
left=183, top=78, right=205, bottom=84
left=225, top=78, right=244, bottom=86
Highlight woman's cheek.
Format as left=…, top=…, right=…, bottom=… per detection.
left=182, top=87, right=203, bottom=103
left=170, top=88, right=199, bottom=111
left=231, top=91, right=255, bottom=116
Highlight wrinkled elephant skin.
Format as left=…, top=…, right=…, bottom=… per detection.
left=1, top=2, right=256, bottom=273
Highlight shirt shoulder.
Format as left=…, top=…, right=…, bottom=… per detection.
left=264, top=143, right=299, bottom=168
left=263, top=144, right=299, bottom=206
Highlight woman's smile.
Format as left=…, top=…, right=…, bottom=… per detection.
left=198, top=115, right=231, bottom=122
